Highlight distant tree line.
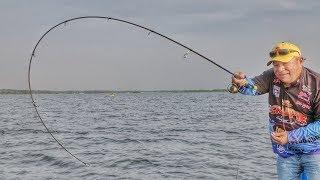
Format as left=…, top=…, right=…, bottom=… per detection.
left=0, top=89, right=227, bottom=94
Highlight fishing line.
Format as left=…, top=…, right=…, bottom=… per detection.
left=28, top=16, right=238, bottom=166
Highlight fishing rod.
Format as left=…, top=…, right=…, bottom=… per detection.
left=28, top=16, right=242, bottom=166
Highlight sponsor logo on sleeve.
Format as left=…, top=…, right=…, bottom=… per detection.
left=277, top=144, right=285, bottom=153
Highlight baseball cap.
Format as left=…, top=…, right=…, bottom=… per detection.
left=267, top=42, right=301, bottom=66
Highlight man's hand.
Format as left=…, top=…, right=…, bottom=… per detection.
left=232, top=72, right=247, bottom=87
left=271, top=131, right=289, bottom=145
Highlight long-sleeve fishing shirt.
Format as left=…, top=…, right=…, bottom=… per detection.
left=239, top=66, right=320, bottom=158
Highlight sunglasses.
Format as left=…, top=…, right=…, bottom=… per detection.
left=269, top=49, right=300, bottom=58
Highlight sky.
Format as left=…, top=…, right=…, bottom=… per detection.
left=1, top=0, right=320, bottom=91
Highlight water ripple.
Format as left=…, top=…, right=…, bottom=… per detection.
left=1, top=93, right=276, bottom=179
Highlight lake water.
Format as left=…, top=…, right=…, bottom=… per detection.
left=0, top=92, right=277, bottom=179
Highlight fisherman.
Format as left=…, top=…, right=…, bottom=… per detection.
left=232, top=42, right=320, bottom=179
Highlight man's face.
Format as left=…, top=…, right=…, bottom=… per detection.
left=272, top=57, right=303, bottom=85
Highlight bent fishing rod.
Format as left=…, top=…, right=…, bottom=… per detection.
left=28, top=16, right=241, bottom=166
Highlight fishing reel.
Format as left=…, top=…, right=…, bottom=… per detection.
left=227, top=83, right=239, bottom=94
left=227, top=81, right=258, bottom=94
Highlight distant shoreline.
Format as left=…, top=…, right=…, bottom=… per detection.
left=0, top=89, right=227, bottom=94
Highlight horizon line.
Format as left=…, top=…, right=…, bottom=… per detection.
left=0, top=88, right=227, bottom=94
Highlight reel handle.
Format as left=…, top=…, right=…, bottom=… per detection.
left=228, top=84, right=239, bottom=94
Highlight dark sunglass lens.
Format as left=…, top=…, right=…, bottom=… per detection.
left=269, top=51, right=276, bottom=57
